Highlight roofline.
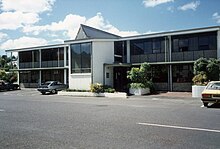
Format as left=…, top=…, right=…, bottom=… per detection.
left=6, top=43, right=68, bottom=52
left=80, top=24, right=121, bottom=38
left=64, top=38, right=117, bottom=44
left=118, top=26, right=220, bottom=41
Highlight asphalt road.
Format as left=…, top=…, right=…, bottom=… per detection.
left=0, top=89, right=219, bottom=149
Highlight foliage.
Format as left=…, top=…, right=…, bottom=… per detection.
left=127, top=62, right=153, bottom=89
left=90, top=83, right=116, bottom=93
left=193, top=58, right=220, bottom=85
left=0, top=55, right=18, bottom=83
left=103, top=85, right=116, bottom=93
left=0, top=69, right=6, bottom=79
left=129, top=83, right=145, bottom=89
left=65, top=89, right=90, bottom=92
left=90, top=83, right=104, bottom=93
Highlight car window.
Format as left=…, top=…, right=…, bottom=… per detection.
left=57, top=82, right=63, bottom=85
left=53, top=82, right=58, bottom=85
left=206, top=83, right=220, bottom=90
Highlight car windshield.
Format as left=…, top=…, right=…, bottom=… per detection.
left=43, top=82, right=53, bottom=85
left=206, top=82, right=220, bottom=90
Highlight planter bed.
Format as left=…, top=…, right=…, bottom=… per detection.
left=58, top=91, right=127, bottom=98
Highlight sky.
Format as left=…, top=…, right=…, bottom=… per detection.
left=0, top=0, right=220, bottom=56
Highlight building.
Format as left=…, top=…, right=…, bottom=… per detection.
left=6, top=25, right=220, bottom=92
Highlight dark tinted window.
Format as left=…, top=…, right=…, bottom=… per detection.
left=71, top=42, right=91, bottom=73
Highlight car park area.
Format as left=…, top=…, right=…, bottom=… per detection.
left=0, top=90, right=219, bottom=148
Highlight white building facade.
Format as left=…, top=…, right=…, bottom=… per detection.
left=6, top=25, right=220, bottom=92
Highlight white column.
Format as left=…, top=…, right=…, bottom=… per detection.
left=17, top=52, right=20, bottom=85
left=168, top=35, right=172, bottom=91
left=64, top=46, right=67, bottom=66
left=168, top=35, right=172, bottom=62
left=39, top=70, right=41, bottom=85
left=217, top=30, right=220, bottom=59
left=126, top=40, right=130, bottom=63
left=169, top=65, right=173, bottom=92
left=64, top=69, right=67, bottom=84
left=39, top=49, right=41, bottom=68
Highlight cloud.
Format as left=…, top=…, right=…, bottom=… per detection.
left=0, top=36, right=47, bottom=50
left=212, top=12, right=220, bottom=23
left=0, top=11, right=40, bottom=30
left=0, top=0, right=55, bottom=13
left=178, top=1, right=200, bottom=11
left=143, top=0, right=174, bottom=8
left=167, top=6, right=175, bottom=12
left=0, top=32, right=8, bottom=41
left=22, top=13, right=139, bottom=38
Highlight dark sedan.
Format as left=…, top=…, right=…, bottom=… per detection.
left=37, top=81, right=68, bottom=94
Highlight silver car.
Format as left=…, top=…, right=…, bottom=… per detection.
left=37, top=81, right=68, bottom=94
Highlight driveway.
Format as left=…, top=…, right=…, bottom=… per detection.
left=0, top=90, right=219, bottom=149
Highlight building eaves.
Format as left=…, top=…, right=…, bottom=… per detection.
left=118, top=26, right=220, bottom=41
left=5, top=43, right=68, bottom=52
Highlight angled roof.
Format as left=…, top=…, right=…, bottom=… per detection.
left=75, top=24, right=120, bottom=40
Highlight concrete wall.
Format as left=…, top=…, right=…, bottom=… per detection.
left=69, top=73, right=91, bottom=90
left=68, top=40, right=114, bottom=90
left=92, top=41, right=114, bottom=85
left=104, top=66, right=113, bottom=87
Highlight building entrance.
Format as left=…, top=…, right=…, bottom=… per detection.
left=113, top=67, right=130, bottom=92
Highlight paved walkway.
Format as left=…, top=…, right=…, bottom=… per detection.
left=129, top=91, right=194, bottom=99
left=151, top=92, right=192, bottom=98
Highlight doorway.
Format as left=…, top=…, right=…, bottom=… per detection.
left=113, top=67, right=130, bottom=92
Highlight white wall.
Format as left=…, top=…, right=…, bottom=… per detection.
left=104, top=66, right=113, bottom=87
left=69, top=73, right=91, bottom=90
left=92, top=41, right=114, bottom=85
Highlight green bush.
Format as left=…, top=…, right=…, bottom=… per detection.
left=193, top=58, right=220, bottom=85
left=90, top=83, right=104, bottom=93
left=65, top=89, right=90, bottom=92
left=129, top=83, right=145, bottom=89
left=127, top=62, right=153, bottom=89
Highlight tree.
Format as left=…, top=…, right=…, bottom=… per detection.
left=0, top=55, right=18, bottom=83
left=192, top=58, right=220, bottom=85
left=127, top=62, right=152, bottom=89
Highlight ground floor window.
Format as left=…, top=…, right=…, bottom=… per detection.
left=41, top=70, right=64, bottom=83
left=172, top=64, right=193, bottom=83
left=19, top=71, right=39, bottom=83
left=151, top=65, right=168, bottom=83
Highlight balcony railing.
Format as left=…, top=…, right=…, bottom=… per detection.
left=19, top=60, right=65, bottom=69
left=19, top=62, right=40, bottom=69
left=171, top=50, right=216, bottom=61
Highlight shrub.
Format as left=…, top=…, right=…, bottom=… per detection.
left=193, top=58, right=220, bottom=85
left=127, top=62, right=153, bottom=89
left=90, top=83, right=104, bottom=93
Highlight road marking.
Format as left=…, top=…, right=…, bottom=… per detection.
left=137, top=122, right=220, bottom=133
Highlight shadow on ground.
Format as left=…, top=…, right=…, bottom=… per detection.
left=208, top=103, right=220, bottom=109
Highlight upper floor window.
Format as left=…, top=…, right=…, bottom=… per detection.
left=130, top=37, right=165, bottom=56
left=71, top=42, right=91, bottom=73
left=114, top=41, right=127, bottom=63
left=172, top=31, right=217, bottom=52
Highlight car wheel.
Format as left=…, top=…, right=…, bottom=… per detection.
left=51, top=89, right=57, bottom=94
left=41, top=92, right=46, bottom=95
left=203, top=102, right=208, bottom=107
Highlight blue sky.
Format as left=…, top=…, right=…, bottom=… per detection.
left=0, top=0, right=220, bottom=55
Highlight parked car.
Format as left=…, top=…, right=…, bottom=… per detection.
left=37, top=81, right=68, bottom=94
left=201, top=81, right=220, bottom=107
left=0, top=80, right=20, bottom=91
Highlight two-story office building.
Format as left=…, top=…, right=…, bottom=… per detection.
left=6, top=25, right=220, bottom=91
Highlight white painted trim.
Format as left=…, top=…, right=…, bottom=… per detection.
left=127, top=40, right=130, bottom=63
left=119, top=27, right=220, bottom=41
